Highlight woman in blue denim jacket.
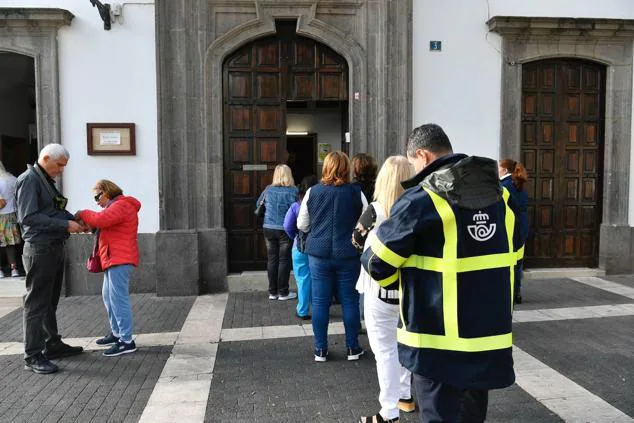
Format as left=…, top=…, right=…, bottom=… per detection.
left=256, top=165, right=298, bottom=300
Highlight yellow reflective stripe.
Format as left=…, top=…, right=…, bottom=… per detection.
left=370, top=238, right=407, bottom=269
left=402, top=252, right=517, bottom=272
left=517, top=245, right=525, bottom=260
left=424, top=189, right=458, bottom=339
left=376, top=271, right=399, bottom=288
left=502, top=188, right=515, bottom=312
left=398, top=328, right=512, bottom=352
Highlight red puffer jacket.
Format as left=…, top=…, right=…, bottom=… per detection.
left=80, top=195, right=141, bottom=270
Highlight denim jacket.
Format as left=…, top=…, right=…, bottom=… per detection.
left=256, top=185, right=298, bottom=230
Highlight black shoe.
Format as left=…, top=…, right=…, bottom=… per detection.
left=43, top=341, right=83, bottom=359
left=24, top=354, right=58, bottom=374
left=296, top=312, right=311, bottom=320
left=96, top=333, right=119, bottom=345
left=515, top=295, right=523, bottom=305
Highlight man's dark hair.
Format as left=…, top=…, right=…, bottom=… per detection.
left=406, top=124, right=453, bottom=157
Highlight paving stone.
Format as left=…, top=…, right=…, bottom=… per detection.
left=222, top=292, right=343, bottom=329
left=205, top=335, right=562, bottom=422
left=0, top=346, right=170, bottom=423
left=514, top=315, right=634, bottom=416
left=602, top=274, right=634, bottom=289
left=0, top=294, right=196, bottom=342
left=515, top=278, right=632, bottom=311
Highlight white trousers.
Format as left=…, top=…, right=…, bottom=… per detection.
left=364, top=293, right=412, bottom=420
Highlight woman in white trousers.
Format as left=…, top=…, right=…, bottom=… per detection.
left=353, top=156, right=415, bottom=423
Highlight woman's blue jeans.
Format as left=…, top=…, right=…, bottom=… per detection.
left=102, top=264, right=134, bottom=343
left=309, top=255, right=361, bottom=351
left=292, top=247, right=311, bottom=317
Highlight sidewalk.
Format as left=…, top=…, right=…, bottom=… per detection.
left=0, top=275, right=632, bottom=422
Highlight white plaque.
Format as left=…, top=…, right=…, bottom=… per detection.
left=100, top=132, right=122, bottom=146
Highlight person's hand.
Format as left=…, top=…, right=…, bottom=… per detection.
left=74, top=210, right=83, bottom=221
left=79, top=222, right=92, bottom=233
left=67, top=220, right=83, bottom=233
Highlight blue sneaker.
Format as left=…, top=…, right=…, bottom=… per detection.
left=96, top=333, right=119, bottom=345
left=103, top=340, right=137, bottom=357
left=347, top=347, right=364, bottom=361
left=314, top=348, right=328, bottom=362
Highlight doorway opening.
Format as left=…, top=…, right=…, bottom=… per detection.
left=0, top=52, right=37, bottom=277
left=286, top=134, right=316, bottom=184
left=223, top=20, right=349, bottom=271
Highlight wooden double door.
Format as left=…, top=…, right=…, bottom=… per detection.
left=223, top=34, right=348, bottom=272
left=521, top=59, right=605, bottom=268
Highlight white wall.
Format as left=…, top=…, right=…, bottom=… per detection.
left=2, top=0, right=158, bottom=233
left=287, top=110, right=343, bottom=172
left=413, top=0, right=634, bottom=224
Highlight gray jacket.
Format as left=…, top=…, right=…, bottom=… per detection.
left=16, top=164, right=73, bottom=244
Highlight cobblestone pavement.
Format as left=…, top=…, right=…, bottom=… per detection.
left=0, top=276, right=632, bottom=423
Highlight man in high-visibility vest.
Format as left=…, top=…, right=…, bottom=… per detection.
left=361, top=124, right=526, bottom=422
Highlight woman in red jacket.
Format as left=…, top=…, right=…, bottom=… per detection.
left=78, top=180, right=141, bottom=357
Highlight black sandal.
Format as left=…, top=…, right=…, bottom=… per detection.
left=359, top=414, right=399, bottom=423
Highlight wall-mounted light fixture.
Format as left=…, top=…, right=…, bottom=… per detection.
left=286, top=131, right=308, bottom=136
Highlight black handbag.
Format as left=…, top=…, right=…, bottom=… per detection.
left=255, top=188, right=267, bottom=219
left=297, top=230, right=308, bottom=253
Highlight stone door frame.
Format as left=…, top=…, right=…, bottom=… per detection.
left=489, top=17, right=634, bottom=272
left=0, top=8, right=74, bottom=150
left=156, top=1, right=412, bottom=293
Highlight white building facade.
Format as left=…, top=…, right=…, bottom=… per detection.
left=0, top=1, right=632, bottom=295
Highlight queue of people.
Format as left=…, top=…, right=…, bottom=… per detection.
left=10, top=123, right=529, bottom=422
left=258, top=124, right=529, bottom=423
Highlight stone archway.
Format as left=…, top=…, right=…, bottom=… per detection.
left=155, top=1, right=412, bottom=294
left=489, top=16, right=634, bottom=273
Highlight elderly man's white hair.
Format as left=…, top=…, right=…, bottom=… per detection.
left=39, top=143, right=70, bottom=161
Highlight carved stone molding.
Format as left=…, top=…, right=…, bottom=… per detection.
left=0, top=8, right=74, bottom=28
left=488, top=16, right=634, bottom=38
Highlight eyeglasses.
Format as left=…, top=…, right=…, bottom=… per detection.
left=94, top=192, right=103, bottom=202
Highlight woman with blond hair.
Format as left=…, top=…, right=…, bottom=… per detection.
left=256, top=164, right=298, bottom=301
left=499, top=159, right=529, bottom=304
left=353, top=156, right=415, bottom=423
left=77, top=180, right=141, bottom=356
left=298, top=151, right=367, bottom=362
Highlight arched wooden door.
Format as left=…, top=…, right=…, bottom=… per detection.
left=223, top=33, right=348, bottom=272
left=521, top=59, right=605, bottom=268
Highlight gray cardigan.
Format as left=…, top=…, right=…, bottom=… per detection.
left=16, top=164, right=73, bottom=244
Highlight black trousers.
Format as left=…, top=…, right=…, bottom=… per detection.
left=263, top=228, right=292, bottom=296
left=22, top=241, right=65, bottom=359
left=413, top=373, right=488, bottom=423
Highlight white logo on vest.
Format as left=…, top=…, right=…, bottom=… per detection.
left=467, top=210, right=496, bottom=242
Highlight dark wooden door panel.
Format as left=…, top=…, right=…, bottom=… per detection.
left=223, top=35, right=348, bottom=272
left=522, top=60, right=605, bottom=268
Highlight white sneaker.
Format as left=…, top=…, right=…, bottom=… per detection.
left=268, top=294, right=278, bottom=300
left=11, top=269, right=20, bottom=278
left=0, top=273, right=5, bottom=279
left=278, top=292, right=297, bottom=301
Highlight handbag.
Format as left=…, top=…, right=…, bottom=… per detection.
left=297, top=230, right=308, bottom=253
left=86, top=230, right=103, bottom=273
left=255, top=188, right=268, bottom=219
